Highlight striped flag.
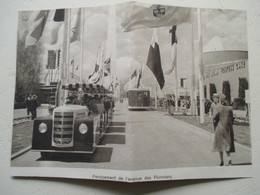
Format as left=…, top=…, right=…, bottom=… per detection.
left=25, top=10, right=49, bottom=47
left=88, top=42, right=105, bottom=85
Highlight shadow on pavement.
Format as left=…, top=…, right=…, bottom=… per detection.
left=99, top=134, right=125, bottom=145
left=107, top=126, right=125, bottom=133
left=36, top=147, right=113, bottom=163
left=231, top=162, right=252, bottom=166
left=111, top=122, right=126, bottom=126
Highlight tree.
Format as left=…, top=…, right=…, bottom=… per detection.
left=222, top=81, right=231, bottom=105
left=209, top=83, right=217, bottom=100
left=238, top=77, right=248, bottom=99
left=15, top=39, right=43, bottom=102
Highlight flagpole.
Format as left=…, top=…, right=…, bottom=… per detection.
left=190, top=23, right=196, bottom=116
left=80, top=8, right=84, bottom=83
left=109, top=5, right=117, bottom=95
left=60, top=8, right=71, bottom=105
left=197, top=8, right=205, bottom=123
left=174, top=49, right=179, bottom=112
left=155, top=78, right=158, bottom=110
left=66, top=9, right=71, bottom=84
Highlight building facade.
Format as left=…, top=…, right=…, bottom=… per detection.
left=203, top=51, right=248, bottom=106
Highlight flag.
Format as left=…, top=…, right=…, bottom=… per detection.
left=165, top=26, right=177, bottom=74
left=70, top=8, right=81, bottom=43
left=46, top=50, right=56, bottom=69
left=137, top=69, right=142, bottom=88
left=121, top=3, right=191, bottom=31
left=128, top=68, right=142, bottom=89
left=180, top=78, right=187, bottom=88
left=37, top=10, right=64, bottom=49
left=53, top=9, right=65, bottom=22
left=25, top=10, right=49, bottom=47
left=131, top=69, right=137, bottom=79
left=103, top=58, right=111, bottom=76
left=88, top=42, right=104, bottom=84
left=146, top=30, right=165, bottom=89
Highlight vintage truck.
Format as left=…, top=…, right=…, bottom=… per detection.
left=31, top=83, right=113, bottom=159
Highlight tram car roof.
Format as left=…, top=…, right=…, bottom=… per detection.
left=127, top=88, right=150, bottom=92
left=62, top=83, right=112, bottom=94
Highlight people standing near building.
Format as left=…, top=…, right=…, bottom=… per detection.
left=212, top=94, right=235, bottom=166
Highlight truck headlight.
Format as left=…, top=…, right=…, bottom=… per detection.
left=38, top=123, right=47, bottom=133
left=79, top=123, right=88, bottom=134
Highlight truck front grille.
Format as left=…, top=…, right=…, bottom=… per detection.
left=52, top=112, right=74, bottom=147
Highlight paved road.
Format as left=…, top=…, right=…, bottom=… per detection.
left=11, top=101, right=251, bottom=169
left=13, top=105, right=49, bottom=119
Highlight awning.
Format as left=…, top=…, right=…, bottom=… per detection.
left=61, top=83, right=112, bottom=94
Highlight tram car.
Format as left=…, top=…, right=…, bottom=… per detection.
left=127, top=88, right=150, bottom=110
left=31, top=83, right=113, bottom=159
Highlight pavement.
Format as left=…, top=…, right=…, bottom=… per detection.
left=11, top=101, right=251, bottom=169
left=13, top=105, right=50, bottom=119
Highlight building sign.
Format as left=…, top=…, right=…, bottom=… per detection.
left=204, top=60, right=246, bottom=79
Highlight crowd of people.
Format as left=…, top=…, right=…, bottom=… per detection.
left=25, top=94, right=39, bottom=120
left=65, top=92, right=115, bottom=116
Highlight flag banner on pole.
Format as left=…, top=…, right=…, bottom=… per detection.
left=104, top=57, right=111, bottom=76
left=137, top=69, right=142, bottom=88
left=146, top=30, right=165, bottom=89
left=25, top=10, right=49, bottom=47
left=46, top=50, right=56, bottom=69
left=88, top=42, right=104, bottom=84
left=54, top=9, right=65, bottom=22
left=165, top=26, right=177, bottom=74
left=70, top=8, right=81, bottom=43
left=35, top=10, right=64, bottom=49
left=131, top=69, right=137, bottom=79
left=127, top=68, right=141, bottom=89
left=180, top=78, right=187, bottom=88
left=121, top=3, right=191, bottom=31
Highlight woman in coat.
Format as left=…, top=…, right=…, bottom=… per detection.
left=212, top=95, right=235, bottom=166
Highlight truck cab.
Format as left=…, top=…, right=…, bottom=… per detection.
left=31, top=83, right=113, bottom=159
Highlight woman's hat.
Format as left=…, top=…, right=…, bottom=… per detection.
left=212, top=93, right=219, bottom=98
left=219, top=93, right=226, bottom=100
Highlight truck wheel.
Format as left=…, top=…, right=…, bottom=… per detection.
left=41, top=152, right=50, bottom=159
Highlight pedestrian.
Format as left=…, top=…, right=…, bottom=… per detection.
left=30, top=95, right=38, bottom=120
left=212, top=94, right=235, bottom=166
left=210, top=93, right=220, bottom=129
left=205, top=99, right=212, bottom=116
left=197, top=98, right=200, bottom=116
left=25, top=94, right=31, bottom=116
left=111, top=98, right=115, bottom=112
left=104, top=97, right=111, bottom=123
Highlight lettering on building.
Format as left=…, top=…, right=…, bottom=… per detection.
left=204, top=60, right=246, bottom=78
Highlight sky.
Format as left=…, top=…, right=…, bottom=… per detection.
left=17, top=2, right=247, bottom=95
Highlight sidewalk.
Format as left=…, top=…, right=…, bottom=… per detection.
left=12, top=106, right=50, bottom=154
left=156, top=107, right=251, bottom=148
left=13, top=105, right=49, bottom=119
